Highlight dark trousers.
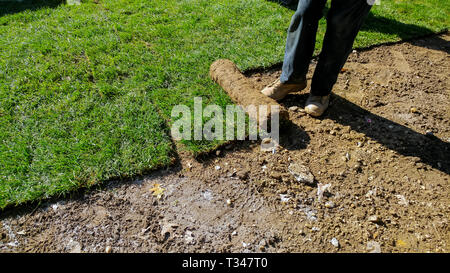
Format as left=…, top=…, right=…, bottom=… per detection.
left=280, top=0, right=372, bottom=96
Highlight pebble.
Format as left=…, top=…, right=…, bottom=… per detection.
left=366, top=241, right=381, bottom=253
left=215, top=165, right=221, bottom=170
left=67, top=239, right=82, bottom=253
left=368, top=215, right=382, bottom=224
left=259, top=239, right=267, bottom=248
left=325, top=201, right=335, bottom=208
left=288, top=106, right=299, bottom=112
left=288, top=162, right=315, bottom=184
left=317, top=183, right=331, bottom=202
left=280, top=194, right=290, bottom=203
left=330, top=238, right=339, bottom=248
left=105, top=246, right=112, bottom=253
left=226, top=199, right=232, bottom=206
left=410, top=107, right=418, bottom=113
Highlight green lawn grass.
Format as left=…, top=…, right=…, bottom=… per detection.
left=0, top=0, right=448, bottom=208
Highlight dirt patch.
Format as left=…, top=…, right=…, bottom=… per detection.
left=1, top=33, right=449, bottom=253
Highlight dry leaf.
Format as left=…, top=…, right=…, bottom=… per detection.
left=149, top=183, right=165, bottom=199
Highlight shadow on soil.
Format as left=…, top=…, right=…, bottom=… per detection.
left=283, top=93, right=450, bottom=175
left=0, top=0, right=64, bottom=18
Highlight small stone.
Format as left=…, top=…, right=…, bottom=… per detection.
left=288, top=162, right=315, bottom=184
left=368, top=215, right=382, bottom=224
left=259, top=239, right=267, bottom=247
left=280, top=194, right=290, bottom=203
left=226, top=199, right=232, bottom=206
left=366, top=241, right=381, bottom=253
left=317, top=183, right=331, bottom=202
left=288, top=106, right=299, bottom=112
left=395, top=194, right=409, bottom=206
left=67, top=239, right=82, bottom=253
left=325, top=201, right=335, bottom=208
left=105, top=246, right=112, bottom=253
left=216, top=150, right=221, bottom=156
left=410, top=107, right=418, bottom=113
left=330, top=238, right=339, bottom=248
left=215, top=165, right=221, bottom=170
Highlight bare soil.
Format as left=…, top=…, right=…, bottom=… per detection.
left=1, top=33, right=449, bottom=253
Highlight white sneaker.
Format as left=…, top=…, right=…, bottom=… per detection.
left=305, top=94, right=330, bottom=117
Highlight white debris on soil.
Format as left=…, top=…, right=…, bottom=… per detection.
left=280, top=194, right=290, bottom=203
left=202, top=190, right=213, bottom=201
left=288, top=162, right=315, bottom=184
left=160, top=221, right=179, bottom=238
left=395, top=194, right=409, bottom=206
left=184, top=230, right=195, bottom=244
left=317, top=183, right=331, bottom=202
left=297, top=204, right=318, bottom=221
left=324, top=201, right=335, bottom=208
left=368, top=215, right=382, bottom=224
left=66, top=239, right=82, bottom=253
left=1, top=221, right=19, bottom=248
left=330, top=238, right=339, bottom=248
left=367, top=241, right=382, bottom=253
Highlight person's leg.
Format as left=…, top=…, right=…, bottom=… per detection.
left=310, top=0, right=372, bottom=96
left=280, top=0, right=327, bottom=84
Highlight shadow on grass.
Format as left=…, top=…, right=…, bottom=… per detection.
left=0, top=0, right=64, bottom=17
left=284, top=93, right=450, bottom=175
